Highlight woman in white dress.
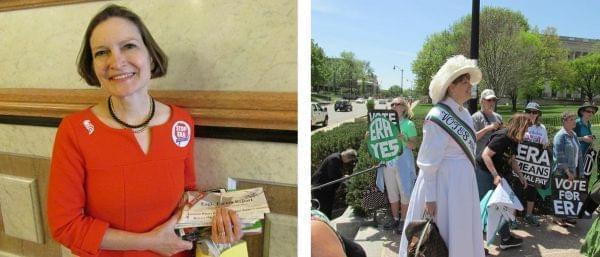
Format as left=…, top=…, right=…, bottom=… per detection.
left=399, top=55, right=485, bottom=257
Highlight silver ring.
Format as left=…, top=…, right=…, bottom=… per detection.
left=219, top=231, right=226, bottom=237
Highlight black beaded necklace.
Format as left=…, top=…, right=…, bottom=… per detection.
left=108, top=95, right=155, bottom=129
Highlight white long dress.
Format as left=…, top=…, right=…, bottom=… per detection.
left=399, top=98, right=485, bottom=257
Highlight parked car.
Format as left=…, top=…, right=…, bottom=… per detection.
left=334, top=100, right=353, bottom=112
left=311, top=102, right=328, bottom=127
left=355, top=98, right=366, bottom=104
left=378, top=99, right=386, bottom=104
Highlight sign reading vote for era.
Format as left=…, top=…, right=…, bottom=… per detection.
left=368, top=115, right=401, bottom=162
left=552, top=177, right=590, bottom=219
left=515, top=141, right=552, bottom=187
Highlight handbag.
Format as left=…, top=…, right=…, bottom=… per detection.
left=405, top=219, right=448, bottom=257
left=360, top=184, right=388, bottom=211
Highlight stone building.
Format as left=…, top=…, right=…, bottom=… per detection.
left=542, top=36, right=600, bottom=99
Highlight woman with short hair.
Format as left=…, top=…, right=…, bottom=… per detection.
left=552, top=111, right=583, bottom=227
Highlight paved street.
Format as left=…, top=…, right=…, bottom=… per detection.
left=313, top=100, right=392, bottom=132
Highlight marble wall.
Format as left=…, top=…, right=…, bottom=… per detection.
left=0, top=0, right=297, bottom=92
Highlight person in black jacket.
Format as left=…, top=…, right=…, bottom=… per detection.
left=312, top=149, right=358, bottom=218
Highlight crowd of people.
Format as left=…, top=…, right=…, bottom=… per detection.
left=312, top=55, right=600, bottom=257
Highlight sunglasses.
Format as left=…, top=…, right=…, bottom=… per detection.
left=526, top=110, right=539, bottom=114
left=484, top=99, right=497, bottom=102
left=583, top=110, right=596, bottom=114
left=391, top=103, right=402, bottom=107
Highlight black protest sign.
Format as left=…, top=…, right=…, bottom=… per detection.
left=368, top=110, right=400, bottom=130
left=551, top=177, right=590, bottom=219
left=514, top=141, right=552, bottom=187
left=583, top=148, right=597, bottom=176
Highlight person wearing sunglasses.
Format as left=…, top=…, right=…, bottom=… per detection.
left=514, top=102, right=550, bottom=228
left=377, top=97, right=418, bottom=232
left=574, top=102, right=598, bottom=225
left=575, top=102, right=598, bottom=157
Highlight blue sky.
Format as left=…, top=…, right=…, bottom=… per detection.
left=312, top=0, right=600, bottom=90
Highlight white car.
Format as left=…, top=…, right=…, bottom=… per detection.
left=355, top=98, right=365, bottom=104
left=311, top=102, right=328, bottom=127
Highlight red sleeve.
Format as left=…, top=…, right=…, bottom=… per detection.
left=184, top=115, right=197, bottom=191
left=47, top=118, right=109, bottom=257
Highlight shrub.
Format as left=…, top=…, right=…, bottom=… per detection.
left=366, top=99, right=375, bottom=111
left=345, top=138, right=379, bottom=216
left=311, top=120, right=367, bottom=175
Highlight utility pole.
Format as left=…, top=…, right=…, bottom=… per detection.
left=400, top=69, right=404, bottom=95
left=468, top=0, right=480, bottom=114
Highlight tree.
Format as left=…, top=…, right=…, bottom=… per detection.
left=412, top=7, right=569, bottom=111
left=570, top=52, right=600, bottom=102
left=360, top=62, right=377, bottom=96
left=311, top=39, right=330, bottom=92
left=388, top=85, right=402, bottom=97
left=412, top=30, right=458, bottom=98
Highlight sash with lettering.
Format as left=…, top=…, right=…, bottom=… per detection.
left=425, top=103, right=477, bottom=167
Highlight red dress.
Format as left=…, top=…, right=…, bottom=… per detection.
left=48, top=105, right=196, bottom=257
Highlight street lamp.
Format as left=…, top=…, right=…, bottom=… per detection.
left=392, top=65, right=404, bottom=96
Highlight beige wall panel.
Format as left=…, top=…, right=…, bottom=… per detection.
left=0, top=0, right=297, bottom=92
left=0, top=124, right=56, bottom=158
left=0, top=175, right=44, bottom=243
left=195, top=138, right=297, bottom=189
left=0, top=153, right=62, bottom=257
left=263, top=213, right=297, bottom=257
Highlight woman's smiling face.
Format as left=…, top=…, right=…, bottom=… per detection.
left=90, top=17, right=152, bottom=97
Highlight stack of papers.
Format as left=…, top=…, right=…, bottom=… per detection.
left=176, top=187, right=271, bottom=231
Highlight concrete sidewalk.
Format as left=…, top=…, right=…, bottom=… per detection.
left=335, top=208, right=594, bottom=257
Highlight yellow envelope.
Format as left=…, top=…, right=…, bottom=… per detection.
left=220, top=241, right=248, bottom=257
left=196, top=241, right=248, bottom=257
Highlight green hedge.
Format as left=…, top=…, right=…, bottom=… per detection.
left=311, top=120, right=368, bottom=175
left=345, top=138, right=379, bottom=216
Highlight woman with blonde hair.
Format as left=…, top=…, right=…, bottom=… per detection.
left=377, top=97, right=418, bottom=231
left=476, top=113, right=531, bottom=250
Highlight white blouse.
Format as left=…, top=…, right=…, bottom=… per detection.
left=416, top=98, right=475, bottom=202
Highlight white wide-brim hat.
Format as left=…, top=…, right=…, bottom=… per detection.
left=429, top=55, right=482, bottom=104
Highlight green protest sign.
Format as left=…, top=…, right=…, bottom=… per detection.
left=368, top=116, right=401, bottom=162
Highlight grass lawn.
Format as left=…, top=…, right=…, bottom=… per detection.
left=413, top=103, right=582, bottom=120
left=413, top=103, right=600, bottom=127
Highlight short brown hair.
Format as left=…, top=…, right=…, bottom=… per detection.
left=77, top=4, right=168, bottom=86
left=452, top=73, right=470, bottom=84
left=506, top=113, right=532, bottom=143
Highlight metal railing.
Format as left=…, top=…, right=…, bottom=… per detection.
left=311, top=163, right=385, bottom=191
